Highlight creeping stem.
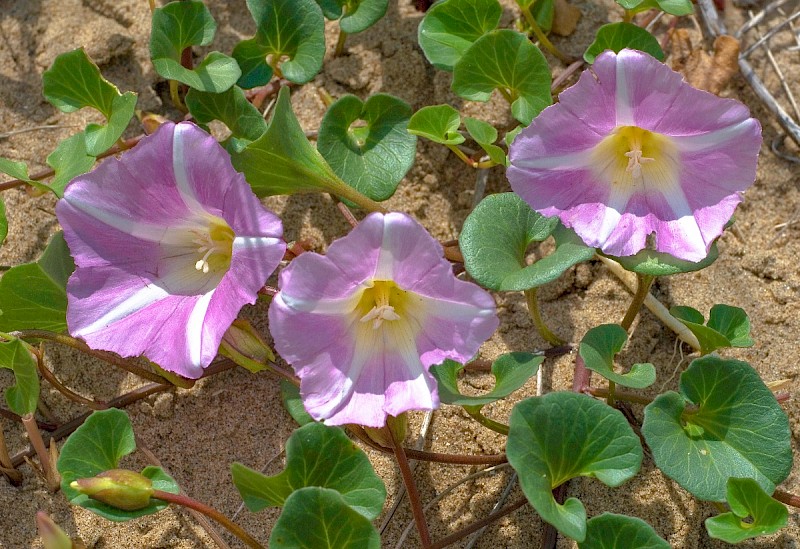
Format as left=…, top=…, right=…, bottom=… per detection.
left=524, top=288, right=565, bottom=346
left=520, top=6, right=571, bottom=64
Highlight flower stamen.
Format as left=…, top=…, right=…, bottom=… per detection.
left=191, top=220, right=235, bottom=275
left=359, top=281, right=403, bottom=329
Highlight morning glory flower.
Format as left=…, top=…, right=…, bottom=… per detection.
left=268, top=212, right=498, bottom=427
left=56, top=122, right=285, bottom=378
left=507, top=48, right=762, bottom=262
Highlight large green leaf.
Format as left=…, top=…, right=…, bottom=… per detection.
left=507, top=392, right=643, bottom=541
left=459, top=193, right=594, bottom=291
left=185, top=86, right=267, bottom=142
left=0, top=337, right=39, bottom=415
left=580, top=513, right=670, bottom=548
left=407, top=104, right=465, bottom=146
left=584, top=23, right=664, bottom=63
left=150, top=1, right=240, bottom=92
left=670, top=304, right=753, bottom=355
left=642, top=356, right=792, bottom=502
left=705, top=478, right=788, bottom=543
left=316, top=0, right=388, bottom=33
left=231, top=422, right=385, bottom=519
left=57, top=409, right=179, bottom=521
left=232, top=0, right=325, bottom=88
left=317, top=94, right=416, bottom=202
left=270, top=487, right=380, bottom=549
left=452, top=29, right=551, bottom=125
left=42, top=48, right=137, bottom=156
left=578, top=324, right=656, bottom=389
left=46, top=132, right=97, bottom=197
left=0, top=232, right=74, bottom=332
left=430, top=353, right=542, bottom=406
left=417, top=0, right=502, bottom=71
left=604, top=242, right=718, bottom=276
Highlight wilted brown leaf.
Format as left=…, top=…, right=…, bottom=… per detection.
left=670, top=31, right=740, bottom=94
left=552, top=0, right=581, bottom=37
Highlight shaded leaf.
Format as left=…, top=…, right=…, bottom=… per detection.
left=463, top=117, right=506, bottom=165
left=584, top=23, right=664, bottom=63
left=580, top=513, right=670, bottom=548
left=46, top=132, right=97, bottom=198
left=579, top=324, right=656, bottom=389
left=459, top=193, right=593, bottom=291
left=185, top=85, right=267, bottom=142
left=642, top=356, right=792, bottom=502
left=316, top=0, right=389, bottom=34
left=418, top=0, right=502, bottom=71
left=280, top=379, right=314, bottom=426
left=705, top=478, right=788, bottom=543
left=407, top=104, right=465, bottom=145
left=317, top=94, right=416, bottom=202
left=452, top=29, right=551, bottom=125
left=670, top=304, right=753, bottom=355
left=0, top=337, right=39, bottom=415
left=606, top=243, right=718, bottom=276
left=0, top=158, right=54, bottom=196
left=507, top=392, right=643, bottom=541
left=616, top=0, right=693, bottom=16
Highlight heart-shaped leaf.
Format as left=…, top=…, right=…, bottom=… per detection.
left=57, top=409, right=179, bottom=521
left=150, top=1, right=240, bottom=92
left=270, top=487, right=380, bottom=549
left=430, top=353, right=543, bottom=406
left=316, top=0, right=388, bottom=34
left=452, top=29, right=552, bottom=125
left=584, top=23, right=664, bottom=63
left=232, top=0, right=325, bottom=88
left=507, top=392, right=643, bottom=541
left=0, top=232, right=74, bottom=332
left=46, top=132, right=97, bottom=197
left=42, top=48, right=137, bottom=156
left=459, top=193, right=594, bottom=291
left=317, top=94, right=416, bottom=202
left=463, top=117, right=507, bottom=165
left=231, top=422, right=385, bottom=519
left=579, top=324, right=656, bottom=389
left=407, top=105, right=465, bottom=145
left=616, top=0, right=693, bottom=16
left=0, top=337, right=39, bottom=415
left=605, top=243, right=718, bottom=276
left=670, top=304, right=753, bottom=355
left=185, top=86, right=267, bottom=142
left=580, top=513, right=670, bottom=548
left=705, top=478, right=788, bottom=543
left=418, top=0, right=502, bottom=71
left=280, top=379, right=314, bottom=426
left=642, top=356, right=792, bottom=502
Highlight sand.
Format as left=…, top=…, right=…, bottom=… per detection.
left=0, top=0, right=799, bottom=547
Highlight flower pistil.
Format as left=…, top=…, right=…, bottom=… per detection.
left=192, top=219, right=235, bottom=274
left=359, top=280, right=404, bottom=329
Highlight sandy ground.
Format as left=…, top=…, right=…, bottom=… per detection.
left=1, top=0, right=799, bottom=547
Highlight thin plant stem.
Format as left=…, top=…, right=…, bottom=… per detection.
left=0, top=427, right=23, bottom=484
left=521, top=7, right=571, bottom=64
left=36, top=352, right=107, bottom=410
left=387, top=426, right=432, bottom=548
left=587, top=386, right=653, bottom=406
left=524, top=288, right=564, bottom=346
left=446, top=144, right=479, bottom=168
left=620, top=273, right=655, bottom=331
left=22, top=413, right=59, bottom=491
left=152, top=490, right=265, bottom=549
left=336, top=200, right=360, bottom=228
left=428, top=497, right=528, bottom=549
left=773, top=489, right=800, bottom=508
left=0, top=407, right=56, bottom=430
left=169, top=80, right=187, bottom=113
left=334, top=29, right=348, bottom=57
left=464, top=407, right=509, bottom=436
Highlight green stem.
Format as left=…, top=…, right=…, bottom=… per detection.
left=446, top=144, right=479, bottom=168
left=524, top=288, right=564, bottom=346
left=521, top=6, right=571, bottom=64
left=334, top=29, right=348, bottom=57
left=474, top=158, right=498, bottom=169
left=464, top=406, right=509, bottom=436
left=152, top=490, right=265, bottom=549
left=623, top=9, right=634, bottom=23
left=169, top=80, right=186, bottom=113
left=326, top=179, right=386, bottom=213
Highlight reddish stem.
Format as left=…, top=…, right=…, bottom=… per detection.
left=773, top=489, right=800, bottom=508
left=388, top=426, right=431, bottom=547
left=429, top=497, right=528, bottom=549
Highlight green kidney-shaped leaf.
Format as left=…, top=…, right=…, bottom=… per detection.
left=185, top=86, right=267, bottom=142
left=150, top=1, right=240, bottom=92
left=507, top=392, right=643, bottom=541
left=452, top=29, right=551, bottom=125
left=670, top=304, right=754, bottom=355
left=280, top=379, right=315, bottom=426
left=418, top=0, right=502, bottom=71
left=42, top=48, right=137, bottom=155
left=0, top=232, right=74, bottom=332
left=579, top=324, right=656, bottom=389
left=233, top=0, right=325, bottom=87
left=705, top=477, right=788, bottom=544
left=580, top=513, right=670, bottom=548
left=430, top=352, right=543, bottom=406
left=317, top=94, right=416, bottom=202
left=616, top=0, right=694, bottom=16
left=407, top=104, right=465, bottom=145
left=584, top=23, right=664, bottom=64
left=606, top=242, right=718, bottom=277
left=316, top=0, right=388, bottom=34
left=463, top=117, right=506, bottom=165
left=642, top=356, right=792, bottom=502
left=0, top=337, right=39, bottom=415
left=459, top=193, right=594, bottom=291
left=57, top=409, right=179, bottom=521
left=46, top=132, right=97, bottom=198
left=270, top=487, right=380, bottom=549
left=231, top=422, right=385, bottom=519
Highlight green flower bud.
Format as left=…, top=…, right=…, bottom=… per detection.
left=363, top=413, right=408, bottom=448
left=219, top=319, right=276, bottom=373
left=36, top=512, right=74, bottom=549
left=70, top=469, right=153, bottom=511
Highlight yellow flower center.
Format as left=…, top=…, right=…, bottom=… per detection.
left=357, top=280, right=409, bottom=329
left=192, top=219, right=235, bottom=274
left=591, top=126, right=678, bottom=189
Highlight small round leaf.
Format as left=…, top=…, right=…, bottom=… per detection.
left=705, top=478, right=789, bottom=543
left=579, top=324, right=656, bottom=389
left=584, top=23, right=664, bottom=64
left=316, top=0, right=388, bottom=34
left=407, top=105, right=465, bottom=145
